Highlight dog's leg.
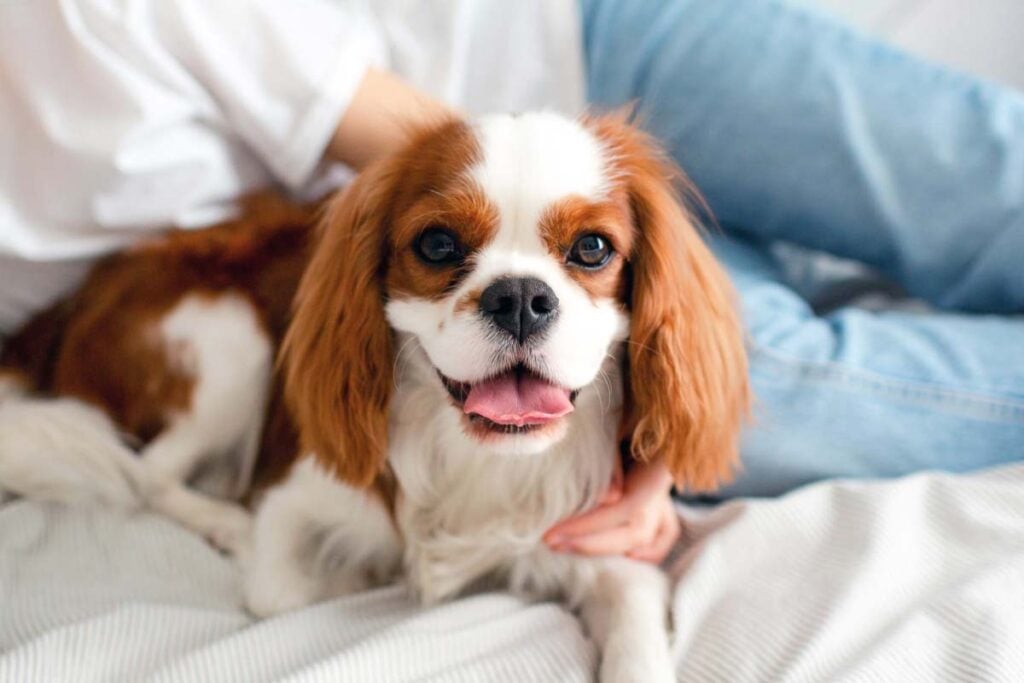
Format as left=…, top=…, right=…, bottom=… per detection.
left=140, top=408, right=260, bottom=555
left=145, top=480, right=254, bottom=557
left=244, top=457, right=401, bottom=618
left=131, top=294, right=273, bottom=555
left=144, top=294, right=272, bottom=499
left=571, top=558, right=675, bottom=683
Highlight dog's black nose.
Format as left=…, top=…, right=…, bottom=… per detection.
left=479, top=277, right=559, bottom=343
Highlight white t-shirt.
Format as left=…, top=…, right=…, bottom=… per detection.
left=0, top=0, right=585, bottom=333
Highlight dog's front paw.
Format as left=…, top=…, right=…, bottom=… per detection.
left=244, top=588, right=310, bottom=619
left=244, top=572, right=317, bottom=618
left=204, top=504, right=253, bottom=558
left=600, top=652, right=676, bottom=683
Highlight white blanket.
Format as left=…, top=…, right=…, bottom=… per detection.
left=2, top=465, right=1023, bottom=682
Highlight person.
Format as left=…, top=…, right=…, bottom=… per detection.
left=1, top=0, right=1021, bottom=564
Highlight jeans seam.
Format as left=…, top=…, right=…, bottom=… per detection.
left=748, top=338, right=1024, bottom=422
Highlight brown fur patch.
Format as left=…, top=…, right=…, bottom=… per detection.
left=383, top=123, right=498, bottom=301
left=0, top=298, right=73, bottom=393
left=538, top=195, right=634, bottom=302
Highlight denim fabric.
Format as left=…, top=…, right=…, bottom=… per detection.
left=580, top=0, right=1024, bottom=496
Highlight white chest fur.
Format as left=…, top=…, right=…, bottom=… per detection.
left=388, top=342, right=623, bottom=603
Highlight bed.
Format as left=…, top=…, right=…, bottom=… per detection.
left=2, top=463, right=1023, bottom=681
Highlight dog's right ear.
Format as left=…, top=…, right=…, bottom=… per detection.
left=282, top=160, right=398, bottom=488
left=586, top=111, right=750, bottom=493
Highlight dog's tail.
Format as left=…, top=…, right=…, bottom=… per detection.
left=0, top=373, right=253, bottom=554
left=0, top=372, right=145, bottom=510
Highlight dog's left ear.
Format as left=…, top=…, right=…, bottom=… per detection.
left=588, top=114, right=751, bottom=492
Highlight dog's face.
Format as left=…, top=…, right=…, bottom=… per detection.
left=285, top=112, right=749, bottom=490
left=385, top=114, right=633, bottom=454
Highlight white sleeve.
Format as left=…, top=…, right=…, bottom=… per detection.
left=149, top=0, right=387, bottom=188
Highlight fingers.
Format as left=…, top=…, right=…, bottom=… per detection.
left=563, top=522, right=650, bottom=556
left=544, top=500, right=630, bottom=543
left=627, top=506, right=681, bottom=564
left=561, top=507, right=660, bottom=556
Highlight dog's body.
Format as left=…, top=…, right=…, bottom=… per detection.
left=0, top=113, right=748, bottom=682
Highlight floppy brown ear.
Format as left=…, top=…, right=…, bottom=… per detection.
left=590, top=115, right=750, bottom=492
left=282, top=162, right=397, bottom=488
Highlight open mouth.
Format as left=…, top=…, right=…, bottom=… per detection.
left=439, top=364, right=579, bottom=435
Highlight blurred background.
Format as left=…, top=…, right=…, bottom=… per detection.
left=804, top=0, right=1024, bottom=90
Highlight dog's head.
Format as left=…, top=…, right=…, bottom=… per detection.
left=284, top=112, right=749, bottom=492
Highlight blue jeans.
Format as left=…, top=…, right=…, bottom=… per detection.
left=580, top=0, right=1024, bottom=497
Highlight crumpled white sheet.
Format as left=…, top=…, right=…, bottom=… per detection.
left=2, top=464, right=1023, bottom=682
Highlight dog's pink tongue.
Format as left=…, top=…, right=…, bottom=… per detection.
left=464, top=373, right=573, bottom=426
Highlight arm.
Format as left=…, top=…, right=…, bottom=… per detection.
left=326, top=68, right=455, bottom=171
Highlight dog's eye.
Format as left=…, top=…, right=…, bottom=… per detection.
left=416, top=227, right=463, bottom=265
left=567, top=233, right=612, bottom=268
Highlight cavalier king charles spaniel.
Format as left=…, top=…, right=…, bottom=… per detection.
left=0, top=112, right=748, bottom=682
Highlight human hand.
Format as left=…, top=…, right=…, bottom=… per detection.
left=543, top=457, right=681, bottom=563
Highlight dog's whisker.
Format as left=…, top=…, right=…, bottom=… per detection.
left=622, top=338, right=663, bottom=358
left=392, top=337, right=418, bottom=390
left=598, top=368, right=611, bottom=415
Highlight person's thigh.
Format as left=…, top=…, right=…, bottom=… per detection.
left=580, top=0, right=1024, bottom=313
left=709, top=235, right=1024, bottom=498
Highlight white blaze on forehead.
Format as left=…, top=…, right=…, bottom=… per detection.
left=469, top=113, right=609, bottom=253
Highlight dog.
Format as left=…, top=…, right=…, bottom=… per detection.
left=0, top=112, right=749, bottom=682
